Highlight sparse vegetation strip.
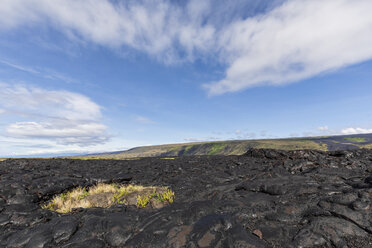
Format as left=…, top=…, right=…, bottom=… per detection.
left=344, top=137, right=367, bottom=143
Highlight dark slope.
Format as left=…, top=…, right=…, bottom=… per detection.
left=310, top=133, right=372, bottom=150
left=1, top=149, right=372, bottom=247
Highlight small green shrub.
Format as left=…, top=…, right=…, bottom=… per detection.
left=156, top=189, right=175, bottom=203
left=137, top=195, right=151, bottom=208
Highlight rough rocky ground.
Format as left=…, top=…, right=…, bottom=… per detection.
left=1, top=149, right=372, bottom=247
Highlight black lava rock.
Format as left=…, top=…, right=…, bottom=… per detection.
left=1, top=149, right=372, bottom=247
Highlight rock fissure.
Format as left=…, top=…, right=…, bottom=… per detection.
left=329, top=210, right=372, bottom=234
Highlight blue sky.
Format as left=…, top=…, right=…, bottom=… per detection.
left=0, top=0, right=372, bottom=157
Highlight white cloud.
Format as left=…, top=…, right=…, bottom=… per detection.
left=1, top=1, right=372, bottom=94
left=0, top=134, right=146, bottom=157
left=0, top=83, right=101, bottom=121
left=6, top=122, right=108, bottom=145
left=135, top=115, right=155, bottom=124
left=206, top=0, right=372, bottom=94
left=184, top=129, right=258, bottom=142
left=1, top=143, right=123, bottom=157
left=0, top=0, right=216, bottom=64
left=183, top=137, right=209, bottom=142
left=341, top=127, right=372, bottom=135
left=317, top=126, right=329, bottom=131
left=0, top=83, right=109, bottom=146
left=0, top=109, right=4, bottom=114
left=311, top=126, right=372, bottom=136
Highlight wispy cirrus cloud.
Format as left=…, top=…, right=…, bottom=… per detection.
left=0, top=59, right=80, bottom=84
left=1, top=0, right=372, bottom=95
left=0, top=0, right=219, bottom=63
left=184, top=129, right=259, bottom=142
left=0, top=83, right=109, bottom=146
left=135, top=115, right=155, bottom=124
left=317, top=126, right=329, bottom=132
left=0, top=59, right=39, bottom=74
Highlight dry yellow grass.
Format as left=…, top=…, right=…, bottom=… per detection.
left=0, top=158, right=7, bottom=162
left=362, top=144, right=372, bottom=149
left=42, top=183, right=175, bottom=213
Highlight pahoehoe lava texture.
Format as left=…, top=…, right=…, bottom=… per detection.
left=1, top=149, right=372, bottom=247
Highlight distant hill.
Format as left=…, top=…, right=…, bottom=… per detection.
left=73, top=133, right=372, bottom=159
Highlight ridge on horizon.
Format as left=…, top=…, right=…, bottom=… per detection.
left=71, top=133, right=372, bottom=159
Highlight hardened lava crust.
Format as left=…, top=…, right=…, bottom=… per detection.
left=1, top=149, right=372, bottom=247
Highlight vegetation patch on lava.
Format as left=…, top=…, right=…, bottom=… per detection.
left=42, top=183, right=175, bottom=213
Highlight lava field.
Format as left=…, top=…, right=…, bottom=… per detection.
left=1, top=149, right=372, bottom=247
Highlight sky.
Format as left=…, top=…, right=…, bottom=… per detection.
left=0, top=0, right=372, bottom=157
